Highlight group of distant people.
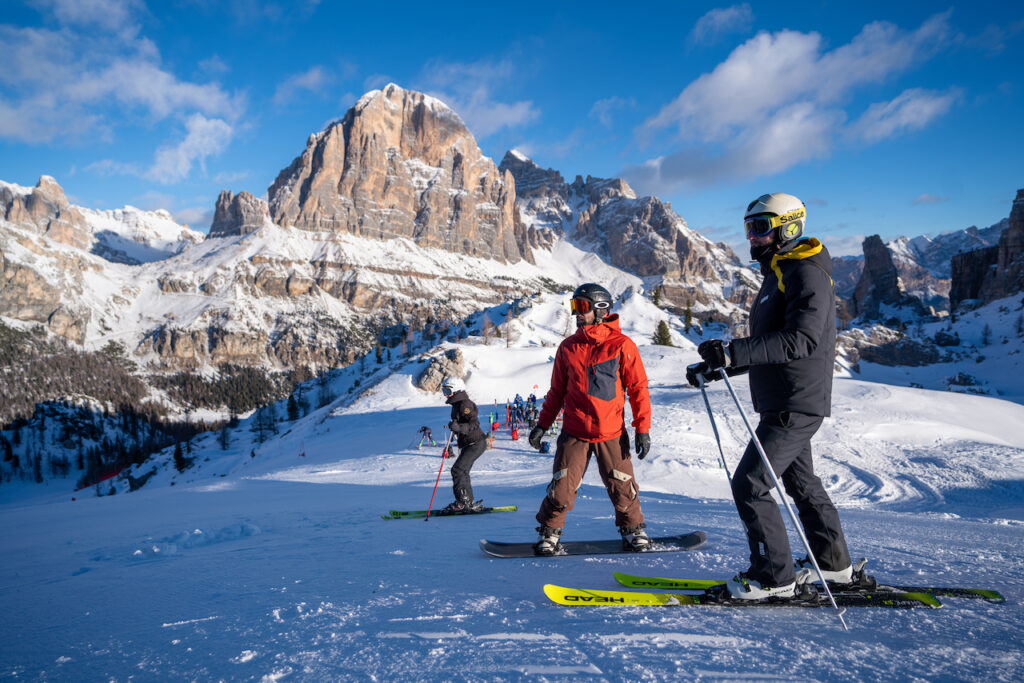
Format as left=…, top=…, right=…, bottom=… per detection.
left=432, top=193, right=851, bottom=601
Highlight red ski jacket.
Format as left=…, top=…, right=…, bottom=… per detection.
left=537, top=314, right=651, bottom=442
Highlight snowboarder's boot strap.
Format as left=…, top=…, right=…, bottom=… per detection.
left=726, top=573, right=796, bottom=600
left=795, top=556, right=854, bottom=585
left=469, top=499, right=485, bottom=513
left=533, top=525, right=563, bottom=556
left=619, top=523, right=652, bottom=551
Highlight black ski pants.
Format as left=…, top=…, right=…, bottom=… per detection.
left=451, top=439, right=487, bottom=503
left=731, top=411, right=850, bottom=586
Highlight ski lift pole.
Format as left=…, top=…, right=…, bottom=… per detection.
left=425, top=430, right=456, bottom=522
left=697, top=374, right=732, bottom=486
left=719, top=370, right=849, bottom=631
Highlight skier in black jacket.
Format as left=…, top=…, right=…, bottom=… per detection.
left=691, top=192, right=851, bottom=600
left=441, top=377, right=487, bottom=513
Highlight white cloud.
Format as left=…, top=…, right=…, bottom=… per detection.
left=625, top=103, right=842, bottom=194
left=136, top=190, right=177, bottom=211
left=688, top=4, right=754, bottom=45
left=0, top=8, right=243, bottom=160
left=29, top=0, right=144, bottom=36
left=147, top=115, right=234, bottom=184
left=67, top=60, right=241, bottom=120
left=417, top=58, right=539, bottom=138
left=911, top=193, right=950, bottom=205
left=630, top=12, right=956, bottom=193
left=819, top=233, right=868, bottom=257
left=589, top=97, right=636, bottom=127
left=273, top=66, right=333, bottom=106
left=84, top=158, right=141, bottom=177
left=363, top=74, right=392, bottom=92
left=172, top=206, right=213, bottom=230
left=199, top=55, right=231, bottom=76
left=850, top=88, right=961, bottom=144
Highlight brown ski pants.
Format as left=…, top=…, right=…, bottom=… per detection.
left=535, top=431, right=645, bottom=529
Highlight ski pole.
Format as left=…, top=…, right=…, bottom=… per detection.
left=697, top=374, right=732, bottom=485
left=719, top=370, right=849, bottom=631
left=425, top=430, right=455, bottom=522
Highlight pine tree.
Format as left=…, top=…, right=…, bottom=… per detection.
left=1016, top=314, right=1024, bottom=337
left=287, top=395, right=300, bottom=422
left=375, top=344, right=383, bottom=364
left=981, top=323, right=992, bottom=346
left=652, top=288, right=661, bottom=308
left=218, top=426, right=231, bottom=451
left=173, top=442, right=189, bottom=472
left=684, top=302, right=693, bottom=334
left=652, top=320, right=673, bottom=346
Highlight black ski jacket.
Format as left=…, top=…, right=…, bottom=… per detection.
left=446, top=390, right=486, bottom=448
left=727, top=238, right=836, bottom=417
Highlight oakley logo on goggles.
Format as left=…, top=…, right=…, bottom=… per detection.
left=745, top=207, right=806, bottom=238
left=570, top=298, right=611, bottom=314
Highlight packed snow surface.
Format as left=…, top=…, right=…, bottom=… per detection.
left=2, top=292, right=1024, bottom=680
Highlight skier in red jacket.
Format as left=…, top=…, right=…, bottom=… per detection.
left=527, top=283, right=653, bottom=555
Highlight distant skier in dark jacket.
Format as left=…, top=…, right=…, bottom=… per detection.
left=441, top=377, right=487, bottom=513
left=691, top=192, right=851, bottom=601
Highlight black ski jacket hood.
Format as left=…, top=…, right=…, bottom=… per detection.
left=728, top=238, right=836, bottom=417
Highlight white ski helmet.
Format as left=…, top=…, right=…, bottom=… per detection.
left=441, top=377, right=465, bottom=393
left=744, top=192, right=807, bottom=244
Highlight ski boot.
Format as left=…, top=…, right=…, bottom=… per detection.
left=619, top=523, right=652, bottom=551
left=533, top=525, right=563, bottom=556
left=726, top=572, right=796, bottom=600
left=795, top=556, right=856, bottom=585
left=441, top=499, right=471, bottom=514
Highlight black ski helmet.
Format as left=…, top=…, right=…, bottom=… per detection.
left=571, top=283, right=613, bottom=320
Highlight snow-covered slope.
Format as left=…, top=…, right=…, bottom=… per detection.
left=82, top=205, right=204, bottom=264
left=2, top=291, right=1023, bottom=679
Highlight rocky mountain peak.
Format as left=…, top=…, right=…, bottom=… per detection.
left=210, top=190, right=270, bottom=237
left=950, top=188, right=1024, bottom=309
left=503, top=155, right=756, bottom=323
left=499, top=151, right=568, bottom=201
left=851, top=235, right=930, bottom=319
left=1, top=175, right=90, bottom=250
left=267, top=84, right=530, bottom=264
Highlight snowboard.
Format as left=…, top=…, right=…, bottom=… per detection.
left=544, top=583, right=942, bottom=609
left=382, top=505, right=517, bottom=520
left=612, top=571, right=1006, bottom=603
left=479, top=531, right=706, bottom=558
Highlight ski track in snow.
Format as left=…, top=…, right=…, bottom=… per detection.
left=2, top=293, right=1024, bottom=679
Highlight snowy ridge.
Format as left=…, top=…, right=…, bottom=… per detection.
left=82, top=205, right=204, bottom=264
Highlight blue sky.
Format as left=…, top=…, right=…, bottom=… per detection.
left=1, top=1, right=1022, bottom=257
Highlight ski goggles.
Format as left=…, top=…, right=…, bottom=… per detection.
left=744, top=207, right=806, bottom=239
left=570, top=298, right=611, bottom=315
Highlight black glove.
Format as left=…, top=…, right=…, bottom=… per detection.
left=686, top=362, right=716, bottom=388
left=442, top=447, right=452, bottom=459
left=528, top=426, right=545, bottom=450
left=635, top=433, right=651, bottom=460
left=448, top=420, right=459, bottom=432
left=697, top=339, right=730, bottom=369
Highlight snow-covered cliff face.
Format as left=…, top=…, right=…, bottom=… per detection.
left=499, top=151, right=758, bottom=324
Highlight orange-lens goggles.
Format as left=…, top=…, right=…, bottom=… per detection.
left=570, top=298, right=610, bottom=314
left=570, top=298, right=591, bottom=314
